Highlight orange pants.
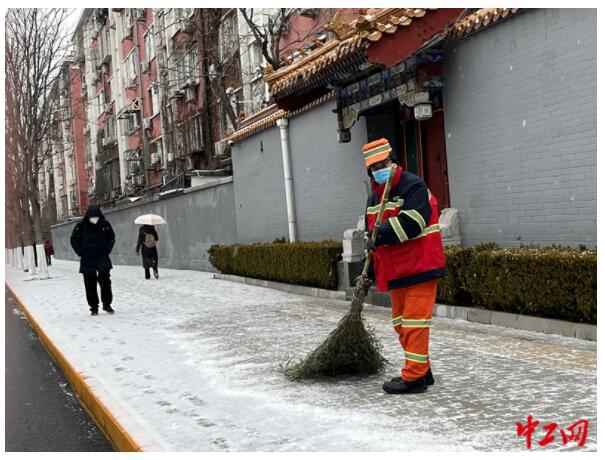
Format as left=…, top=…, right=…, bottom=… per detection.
left=390, top=279, right=438, bottom=381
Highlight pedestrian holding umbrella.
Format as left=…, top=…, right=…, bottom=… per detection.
left=135, top=214, right=166, bottom=280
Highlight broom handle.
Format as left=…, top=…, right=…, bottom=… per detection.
left=360, top=164, right=397, bottom=279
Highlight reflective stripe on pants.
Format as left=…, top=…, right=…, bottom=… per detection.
left=390, top=279, right=438, bottom=381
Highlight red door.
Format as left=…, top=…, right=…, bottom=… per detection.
left=420, top=109, right=450, bottom=211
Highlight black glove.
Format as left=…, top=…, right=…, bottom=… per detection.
left=362, top=277, right=373, bottom=296
left=365, top=238, right=376, bottom=254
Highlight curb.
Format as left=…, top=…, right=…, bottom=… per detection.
left=432, top=303, right=596, bottom=341
left=5, top=282, right=150, bottom=452
left=214, top=275, right=596, bottom=342
left=362, top=288, right=596, bottom=341
left=213, top=273, right=347, bottom=300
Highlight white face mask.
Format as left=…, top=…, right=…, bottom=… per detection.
left=89, top=217, right=100, bottom=224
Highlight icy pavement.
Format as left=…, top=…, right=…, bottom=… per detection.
left=5, top=259, right=596, bottom=451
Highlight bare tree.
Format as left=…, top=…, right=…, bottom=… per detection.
left=5, top=8, right=74, bottom=244
left=239, top=8, right=293, bottom=72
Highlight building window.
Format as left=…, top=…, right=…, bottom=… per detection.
left=104, top=116, right=116, bottom=142
left=188, top=46, right=199, bottom=82
left=122, top=50, right=138, bottom=89
left=123, top=9, right=133, bottom=40
left=176, top=53, right=187, bottom=88
left=144, top=26, right=155, bottom=61
left=248, top=40, right=263, bottom=79
left=149, top=139, right=163, bottom=167
left=97, top=89, right=106, bottom=112
left=148, top=84, right=160, bottom=117
left=219, top=10, right=238, bottom=63
left=123, top=112, right=140, bottom=134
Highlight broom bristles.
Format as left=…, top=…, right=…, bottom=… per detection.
left=286, top=165, right=396, bottom=380
left=285, top=278, right=388, bottom=380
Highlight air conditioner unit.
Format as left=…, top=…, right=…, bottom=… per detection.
left=150, top=152, right=161, bottom=166
left=171, top=89, right=185, bottom=99
left=143, top=117, right=151, bottom=130
left=134, top=175, right=144, bottom=186
left=414, top=103, right=433, bottom=121
left=84, top=125, right=90, bottom=134
left=105, top=103, right=113, bottom=114
left=214, top=140, right=226, bottom=156
left=128, top=76, right=138, bottom=88
left=185, top=86, right=196, bottom=102
left=167, top=152, right=174, bottom=162
left=140, top=61, right=150, bottom=74
left=102, top=138, right=108, bottom=147
left=86, top=160, right=92, bottom=169
left=135, top=8, right=146, bottom=20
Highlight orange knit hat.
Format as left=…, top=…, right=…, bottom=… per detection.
left=362, top=138, right=392, bottom=167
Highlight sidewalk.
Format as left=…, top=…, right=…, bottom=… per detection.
left=5, top=259, right=597, bottom=451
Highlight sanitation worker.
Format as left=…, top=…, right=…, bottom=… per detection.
left=362, top=138, right=446, bottom=394
left=70, top=204, right=116, bottom=316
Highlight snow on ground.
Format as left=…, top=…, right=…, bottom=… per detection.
left=5, top=259, right=597, bottom=451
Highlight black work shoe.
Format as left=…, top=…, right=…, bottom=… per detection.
left=153, top=270, right=159, bottom=279
left=391, top=367, right=434, bottom=386
left=91, top=310, right=99, bottom=316
left=102, top=305, right=115, bottom=314
left=383, top=376, right=427, bottom=394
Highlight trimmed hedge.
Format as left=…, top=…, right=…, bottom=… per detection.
left=437, top=244, right=596, bottom=324
left=209, top=240, right=596, bottom=324
left=208, top=241, right=343, bottom=290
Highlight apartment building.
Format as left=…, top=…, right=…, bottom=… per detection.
left=46, top=8, right=327, bottom=220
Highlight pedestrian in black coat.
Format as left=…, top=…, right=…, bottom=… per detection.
left=70, top=205, right=116, bottom=315
left=136, top=224, right=159, bottom=280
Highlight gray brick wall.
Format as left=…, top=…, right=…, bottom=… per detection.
left=231, top=125, right=289, bottom=243
left=51, top=179, right=238, bottom=272
left=231, top=101, right=369, bottom=243
left=443, top=8, right=596, bottom=247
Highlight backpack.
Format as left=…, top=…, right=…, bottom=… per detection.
left=143, top=232, right=156, bottom=248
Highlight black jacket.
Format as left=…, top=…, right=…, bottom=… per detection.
left=136, top=225, right=159, bottom=258
left=70, top=205, right=116, bottom=275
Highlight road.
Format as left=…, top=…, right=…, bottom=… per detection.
left=5, top=291, right=113, bottom=452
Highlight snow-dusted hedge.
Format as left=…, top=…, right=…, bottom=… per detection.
left=438, top=244, right=597, bottom=324
left=208, top=241, right=343, bottom=290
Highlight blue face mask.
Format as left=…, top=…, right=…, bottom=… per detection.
left=372, top=167, right=391, bottom=184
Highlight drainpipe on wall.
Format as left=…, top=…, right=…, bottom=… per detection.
left=276, top=118, right=297, bottom=243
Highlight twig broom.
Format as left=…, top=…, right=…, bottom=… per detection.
left=285, top=165, right=397, bottom=380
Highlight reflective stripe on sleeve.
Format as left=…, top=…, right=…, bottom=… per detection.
left=388, top=216, right=408, bottom=242
left=400, top=209, right=426, bottom=231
